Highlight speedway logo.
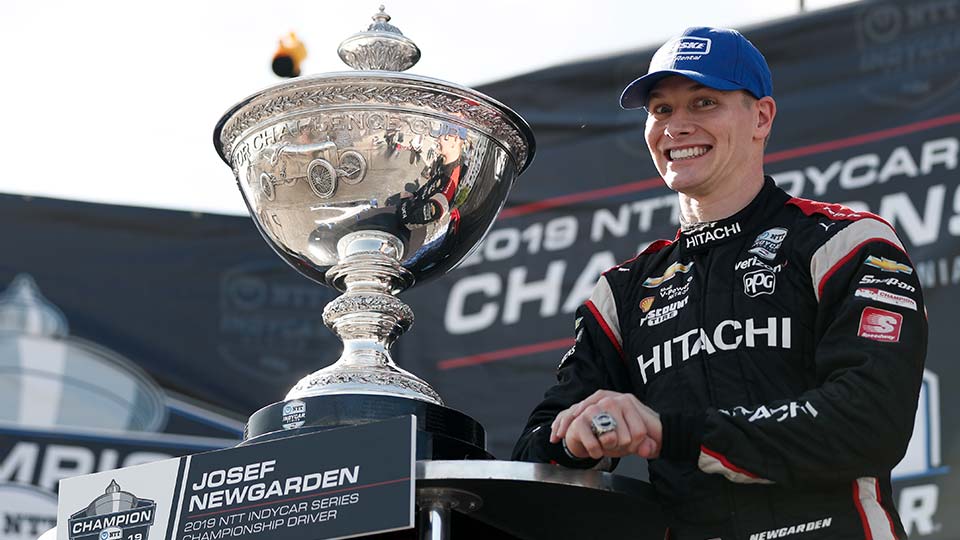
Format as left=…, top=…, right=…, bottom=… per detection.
left=639, top=297, right=688, bottom=327
left=858, top=307, right=903, bottom=342
left=864, top=255, right=913, bottom=274
left=68, top=481, right=156, bottom=540
left=855, top=288, right=917, bottom=311
left=637, top=317, right=791, bottom=384
left=643, top=261, right=694, bottom=288
left=748, top=228, right=788, bottom=261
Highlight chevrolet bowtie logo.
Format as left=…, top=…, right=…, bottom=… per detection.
left=864, top=255, right=913, bottom=275
left=643, top=261, right=694, bottom=287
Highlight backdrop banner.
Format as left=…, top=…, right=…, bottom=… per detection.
left=0, top=1, right=956, bottom=538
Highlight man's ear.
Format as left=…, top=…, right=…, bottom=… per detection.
left=755, top=96, right=777, bottom=141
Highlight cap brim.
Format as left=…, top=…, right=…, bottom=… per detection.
left=620, top=69, right=745, bottom=109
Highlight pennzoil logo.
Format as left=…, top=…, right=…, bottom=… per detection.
left=69, top=481, right=155, bottom=540
left=643, top=262, right=694, bottom=288
left=864, top=255, right=913, bottom=274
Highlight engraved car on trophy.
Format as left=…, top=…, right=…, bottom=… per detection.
left=251, top=140, right=369, bottom=201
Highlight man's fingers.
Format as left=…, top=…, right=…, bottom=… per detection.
left=637, top=437, right=659, bottom=459
left=617, top=407, right=649, bottom=453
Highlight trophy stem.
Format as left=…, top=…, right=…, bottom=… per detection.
left=285, top=232, right=443, bottom=405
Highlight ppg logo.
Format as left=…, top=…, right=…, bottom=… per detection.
left=743, top=269, right=776, bottom=297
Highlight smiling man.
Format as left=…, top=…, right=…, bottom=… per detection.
left=513, top=27, right=927, bottom=540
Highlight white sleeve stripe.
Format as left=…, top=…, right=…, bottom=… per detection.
left=697, top=451, right=774, bottom=484
left=855, top=477, right=897, bottom=540
left=809, top=219, right=905, bottom=302
left=589, top=276, right=622, bottom=348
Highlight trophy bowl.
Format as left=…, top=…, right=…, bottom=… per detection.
left=213, top=8, right=534, bottom=416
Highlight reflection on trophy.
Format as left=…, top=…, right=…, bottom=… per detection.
left=214, top=7, right=534, bottom=457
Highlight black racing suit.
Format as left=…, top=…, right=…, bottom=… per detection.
left=513, top=177, right=926, bottom=540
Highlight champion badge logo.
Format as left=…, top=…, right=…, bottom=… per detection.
left=643, top=261, right=694, bottom=288
left=858, top=307, right=903, bottom=342
left=69, top=481, right=156, bottom=540
left=855, top=288, right=918, bottom=311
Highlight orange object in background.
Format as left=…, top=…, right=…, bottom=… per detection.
left=272, top=32, right=307, bottom=78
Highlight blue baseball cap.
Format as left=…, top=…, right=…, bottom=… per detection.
left=620, top=27, right=773, bottom=109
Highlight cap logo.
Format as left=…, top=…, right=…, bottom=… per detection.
left=669, top=37, right=712, bottom=56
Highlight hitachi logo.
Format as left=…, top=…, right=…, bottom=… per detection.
left=637, top=318, right=791, bottom=384
left=685, top=222, right=741, bottom=248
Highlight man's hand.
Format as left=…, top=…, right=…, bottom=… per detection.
left=549, top=390, right=662, bottom=460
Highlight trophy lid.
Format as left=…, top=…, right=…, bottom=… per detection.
left=337, top=6, right=421, bottom=72
left=214, top=5, right=534, bottom=173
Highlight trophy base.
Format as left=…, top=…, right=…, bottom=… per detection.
left=242, top=394, right=492, bottom=460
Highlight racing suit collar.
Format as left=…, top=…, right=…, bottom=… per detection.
left=677, top=176, right=785, bottom=252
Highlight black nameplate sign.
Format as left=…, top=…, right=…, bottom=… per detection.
left=58, top=416, right=416, bottom=540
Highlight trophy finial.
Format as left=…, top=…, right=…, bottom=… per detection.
left=338, top=5, right=420, bottom=71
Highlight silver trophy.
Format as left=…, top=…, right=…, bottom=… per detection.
left=214, top=7, right=534, bottom=414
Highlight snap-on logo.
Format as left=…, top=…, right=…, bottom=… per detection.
left=671, top=37, right=712, bottom=55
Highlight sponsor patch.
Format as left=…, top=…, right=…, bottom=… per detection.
left=855, top=288, right=918, bottom=311
left=674, top=37, right=711, bottom=54
left=721, top=401, right=819, bottom=423
left=559, top=329, right=584, bottom=369
left=643, top=261, right=694, bottom=288
left=639, top=297, right=688, bottom=327
left=864, top=255, right=913, bottom=274
left=637, top=317, right=792, bottom=384
left=858, top=307, right=903, bottom=342
left=659, top=276, right=692, bottom=300
left=281, top=399, right=307, bottom=430
left=859, top=274, right=916, bottom=293
left=735, top=256, right=787, bottom=273
left=748, top=228, right=788, bottom=260
left=640, top=297, right=655, bottom=313
left=743, top=268, right=776, bottom=297
left=684, top=222, right=741, bottom=249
